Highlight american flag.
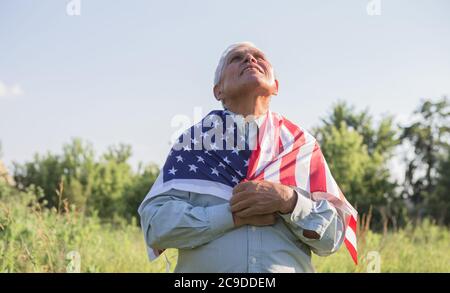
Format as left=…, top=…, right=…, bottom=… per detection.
left=140, top=110, right=358, bottom=264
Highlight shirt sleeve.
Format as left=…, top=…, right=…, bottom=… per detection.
left=278, top=187, right=345, bottom=256
left=138, top=189, right=235, bottom=250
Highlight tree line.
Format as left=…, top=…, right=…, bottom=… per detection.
left=1, top=97, right=448, bottom=228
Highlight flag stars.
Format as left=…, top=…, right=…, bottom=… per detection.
left=196, top=156, right=205, bottom=163
left=200, top=132, right=209, bottom=139
left=235, top=170, right=244, bottom=177
left=210, top=142, right=218, bottom=151
left=191, top=137, right=199, bottom=145
left=244, top=159, right=249, bottom=167
left=223, top=156, right=231, bottom=164
left=232, top=147, right=240, bottom=155
left=188, top=164, right=198, bottom=173
left=168, top=166, right=177, bottom=175
left=183, top=145, right=191, bottom=152
left=227, top=125, right=235, bottom=134
left=231, top=176, right=239, bottom=184
left=211, top=167, right=219, bottom=176
left=175, top=155, right=183, bottom=162
left=218, top=162, right=226, bottom=168
left=212, top=120, right=221, bottom=129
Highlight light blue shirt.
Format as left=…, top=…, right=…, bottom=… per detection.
left=138, top=187, right=345, bottom=273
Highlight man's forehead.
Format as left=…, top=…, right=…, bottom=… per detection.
left=227, top=45, right=266, bottom=57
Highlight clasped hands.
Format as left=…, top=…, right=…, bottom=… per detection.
left=230, top=180, right=297, bottom=228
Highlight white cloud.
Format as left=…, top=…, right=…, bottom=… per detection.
left=0, top=81, right=24, bottom=98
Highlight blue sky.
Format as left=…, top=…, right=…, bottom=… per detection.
left=1, top=0, right=449, bottom=171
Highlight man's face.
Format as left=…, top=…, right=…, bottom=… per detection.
left=215, top=45, right=278, bottom=101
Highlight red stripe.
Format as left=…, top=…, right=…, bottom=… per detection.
left=344, top=238, right=358, bottom=265
left=345, top=215, right=358, bottom=264
left=348, top=214, right=357, bottom=230
left=278, top=118, right=305, bottom=186
left=309, top=142, right=327, bottom=192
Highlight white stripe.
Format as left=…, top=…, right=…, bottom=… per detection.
left=295, top=132, right=315, bottom=192
left=263, top=124, right=294, bottom=182
left=325, top=162, right=340, bottom=199
left=254, top=113, right=276, bottom=177
left=280, top=124, right=294, bottom=154
left=138, top=174, right=234, bottom=215
left=264, top=157, right=281, bottom=182
left=345, top=224, right=357, bottom=249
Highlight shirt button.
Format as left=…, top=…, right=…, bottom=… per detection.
left=251, top=257, right=256, bottom=264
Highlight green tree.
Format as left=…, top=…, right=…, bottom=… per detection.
left=314, top=102, right=401, bottom=230
left=87, top=144, right=134, bottom=219
left=120, top=163, right=159, bottom=222
left=401, top=97, right=450, bottom=221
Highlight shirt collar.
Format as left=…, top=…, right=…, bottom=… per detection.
left=223, top=109, right=268, bottom=128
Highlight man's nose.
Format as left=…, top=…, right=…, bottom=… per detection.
left=244, top=54, right=257, bottom=64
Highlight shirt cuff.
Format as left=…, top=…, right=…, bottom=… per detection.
left=281, top=188, right=313, bottom=221
left=206, top=203, right=235, bottom=233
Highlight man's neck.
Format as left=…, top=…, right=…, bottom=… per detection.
left=224, top=95, right=270, bottom=118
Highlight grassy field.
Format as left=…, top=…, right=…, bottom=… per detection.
left=1, top=191, right=449, bottom=273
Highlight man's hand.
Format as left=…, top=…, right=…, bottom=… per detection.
left=230, top=180, right=297, bottom=218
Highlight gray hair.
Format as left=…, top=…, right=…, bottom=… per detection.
left=213, top=42, right=257, bottom=86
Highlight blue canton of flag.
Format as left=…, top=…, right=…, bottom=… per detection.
left=162, top=110, right=251, bottom=187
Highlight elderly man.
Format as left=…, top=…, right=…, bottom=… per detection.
left=138, top=42, right=357, bottom=273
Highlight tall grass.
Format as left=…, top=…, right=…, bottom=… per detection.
left=0, top=189, right=448, bottom=272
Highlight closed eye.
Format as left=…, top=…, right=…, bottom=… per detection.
left=229, top=55, right=242, bottom=63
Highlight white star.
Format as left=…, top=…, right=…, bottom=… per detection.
left=223, top=156, right=231, bottom=164
left=183, top=145, right=191, bottom=151
left=196, top=156, right=205, bottom=163
left=244, top=159, right=249, bottom=167
left=211, top=167, right=219, bottom=176
left=188, top=164, right=198, bottom=172
left=210, top=142, right=218, bottom=151
left=168, top=166, right=177, bottom=175
left=231, top=176, right=239, bottom=184
left=218, top=162, right=226, bottom=168
left=232, top=147, right=240, bottom=155
left=227, top=125, right=235, bottom=134
left=236, top=170, right=244, bottom=177
left=213, top=120, right=221, bottom=128
left=176, top=155, right=183, bottom=162
left=191, top=137, right=199, bottom=145
left=204, top=150, right=211, bottom=156
left=240, top=135, right=246, bottom=142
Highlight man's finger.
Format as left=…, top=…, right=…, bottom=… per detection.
left=235, top=208, right=256, bottom=218
left=230, top=190, right=252, bottom=205
left=235, top=207, right=268, bottom=218
left=231, top=198, right=254, bottom=213
left=232, top=181, right=252, bottom=194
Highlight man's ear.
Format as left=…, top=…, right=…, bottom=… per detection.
left=213, top=84, right=223, bottom=101
left=272, top=79, right=279, bottom=96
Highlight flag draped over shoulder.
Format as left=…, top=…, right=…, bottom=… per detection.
left=138, top=110, right=358, bottom=264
